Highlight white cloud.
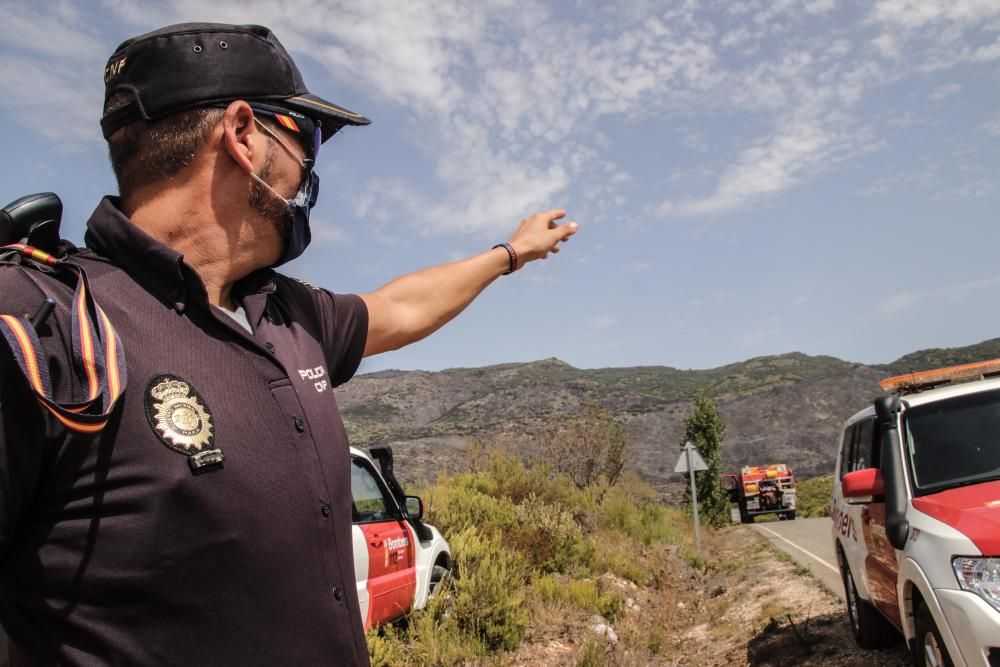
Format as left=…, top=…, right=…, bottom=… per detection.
left=658, top=115, right=841, bottom=216
left=983, top=114, right=1000, bottom=137
left=928, top=82, right=962, bottom=101
left=856, top=163, right=939, bottom=196
left=588, top=316, right=618, bottom=330
left=870, top=0, right=1000, bottom=29
left=0, top=56, right=104, bottom=145
left=2, top=0, right=997, bottom=234
left=309, top=217, right=351, bottom=247
left=0, top=3, right=105, bottom=60
left=871, top=33, right=901, bottom=59
left=804, top=0, right=836, bottom=15
left=876, top=275, right=1000, bottom=316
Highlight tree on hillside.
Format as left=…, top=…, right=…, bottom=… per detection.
left=681, top=391, right=730, bottom=528
left=544, top=404, right=628, bottom=489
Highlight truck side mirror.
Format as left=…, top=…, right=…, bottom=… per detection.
left=720, top=474, right=738, bottom=502
left=842, top=468, right=885, bottom=504
left=403, top=496, right=424, bottom=521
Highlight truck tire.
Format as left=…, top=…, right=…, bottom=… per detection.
left=912, top=602, right=953, bottom=667
left=739, top=508, right=754, bottom=524
left=785, top=510, right=796, bottom=521
left=841, top=560, right=899, bottom=649
left=428, top=564, right=451, bottom=599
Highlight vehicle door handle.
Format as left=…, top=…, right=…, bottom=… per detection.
left=861, top=507, right=871, bottom=522
left=369, top=535, right=382, bottom=547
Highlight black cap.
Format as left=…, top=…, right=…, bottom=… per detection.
left=100, top=23, right=370, bottom=143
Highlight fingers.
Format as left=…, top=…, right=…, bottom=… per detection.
left=538, top=209, right=566, bottom=228
left=552, top=221, right=578, bottom=242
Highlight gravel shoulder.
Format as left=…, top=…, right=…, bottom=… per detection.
left=707, top=525, right=910, bottom=666
left=507, top=524, right=912, bottom=666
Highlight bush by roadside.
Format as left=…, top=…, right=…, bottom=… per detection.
left=367, top=446, right=700, bottom=665
left=795, top=474, right=834, bottom=518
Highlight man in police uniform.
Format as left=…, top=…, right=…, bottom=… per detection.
left=0, top=23, right=577, bottom=664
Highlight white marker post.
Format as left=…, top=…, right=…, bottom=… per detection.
left=674, top=440, right=708, bottom=554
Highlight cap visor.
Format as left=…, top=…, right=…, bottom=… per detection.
left=284, top=94, right=370, bottom=142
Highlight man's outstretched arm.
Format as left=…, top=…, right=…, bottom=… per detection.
left=360, top=209, right=578, bottom=357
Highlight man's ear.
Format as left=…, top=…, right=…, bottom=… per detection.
left=221, top=100, right=259, bottom=174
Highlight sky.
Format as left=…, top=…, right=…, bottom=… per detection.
left=1, top=0, right=999, bottom=374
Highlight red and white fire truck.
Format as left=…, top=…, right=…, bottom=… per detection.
left=350, top=446, right=451, bottom=630
left=722, top=464, right=797, bottom=523
left=832, top=360, right=1000, bottom=666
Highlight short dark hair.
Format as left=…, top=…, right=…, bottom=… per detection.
left=105, top=91, right=224, bottom=203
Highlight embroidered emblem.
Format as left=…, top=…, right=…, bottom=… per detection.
left=144, top=374, right=224, bottom=473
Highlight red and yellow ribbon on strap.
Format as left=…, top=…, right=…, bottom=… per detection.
left=0, top=244, right=127, bottom=434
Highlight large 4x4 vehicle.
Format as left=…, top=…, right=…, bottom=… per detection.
left=831, top=361, right=1000, bottom=667
left=350, top=446, right=451, bottom=631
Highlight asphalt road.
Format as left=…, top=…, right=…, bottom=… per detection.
left=753, top=517, right=846, bottom=601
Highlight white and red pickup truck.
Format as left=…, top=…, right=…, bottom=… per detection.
left=832, top=360, right=1000, bottom=667
left=350, top=446, right=451, bottom=630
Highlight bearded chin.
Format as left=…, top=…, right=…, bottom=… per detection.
left=248, top=147, right=293, bottom=248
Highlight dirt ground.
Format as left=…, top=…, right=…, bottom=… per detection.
left=507, top=525, right=911, bottom=666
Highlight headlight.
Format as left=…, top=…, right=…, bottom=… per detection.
left=952, top=557, right=1000, bottom=613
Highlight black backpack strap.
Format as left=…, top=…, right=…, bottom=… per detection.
left=0, top=243, right=127, bottom=435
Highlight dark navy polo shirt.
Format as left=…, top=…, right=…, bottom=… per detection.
left=0, top=198, right=370, bottom=665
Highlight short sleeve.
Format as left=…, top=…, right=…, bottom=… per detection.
left=318, top=292, right=368, bottom=387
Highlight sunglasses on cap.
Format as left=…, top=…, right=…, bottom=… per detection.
left=248, top=104, right=323, bottom=161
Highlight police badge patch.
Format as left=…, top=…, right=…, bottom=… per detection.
left=144, top=374, right=224, bottom=473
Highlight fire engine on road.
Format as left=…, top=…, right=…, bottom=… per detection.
left=722, top=464, right=797, bottom=523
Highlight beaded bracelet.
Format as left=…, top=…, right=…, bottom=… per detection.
left=492, top=242, right=518, bottom=275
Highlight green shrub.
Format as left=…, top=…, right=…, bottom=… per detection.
left=577, top=635, right=612, bottom=667
left=564, top=579, right=624, bottom=622
left=598, top=490, right=679, bottom=546
left=366, top=590, right=484, bottom=666
left=796, top=474, right=834, bottom=518
left=534, top=573, right=562, bottom=606
left=646, top=626, right=668, bottom=655
left=449, top=527, right=529, bottom=651
left=366, top=625, right=407, bottom=667
left=400, top=606, right=483, bottom=665
left=512, top=494, right=593, bottom=574
left=424, top=481, right=518, bottom=536
left=592, top=543, right=651, bottom=586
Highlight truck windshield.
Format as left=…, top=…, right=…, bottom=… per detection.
left=904, top=388, right=1000, bottom=495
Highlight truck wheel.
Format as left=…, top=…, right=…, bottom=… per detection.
left=740, top=509, right=754, bottom=524
left=428, top=564, right=451, bottom=599
left=785, top=511, right=796, bottom=521
left=912, top=602, right=953, bottom=667
left=841, top=561, right=898, bottom=649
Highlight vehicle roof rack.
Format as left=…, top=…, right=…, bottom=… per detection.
left=880, top=358, right=1000, bottom=394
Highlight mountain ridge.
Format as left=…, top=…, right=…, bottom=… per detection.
left=337, top=337, right=1000, bottom=495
